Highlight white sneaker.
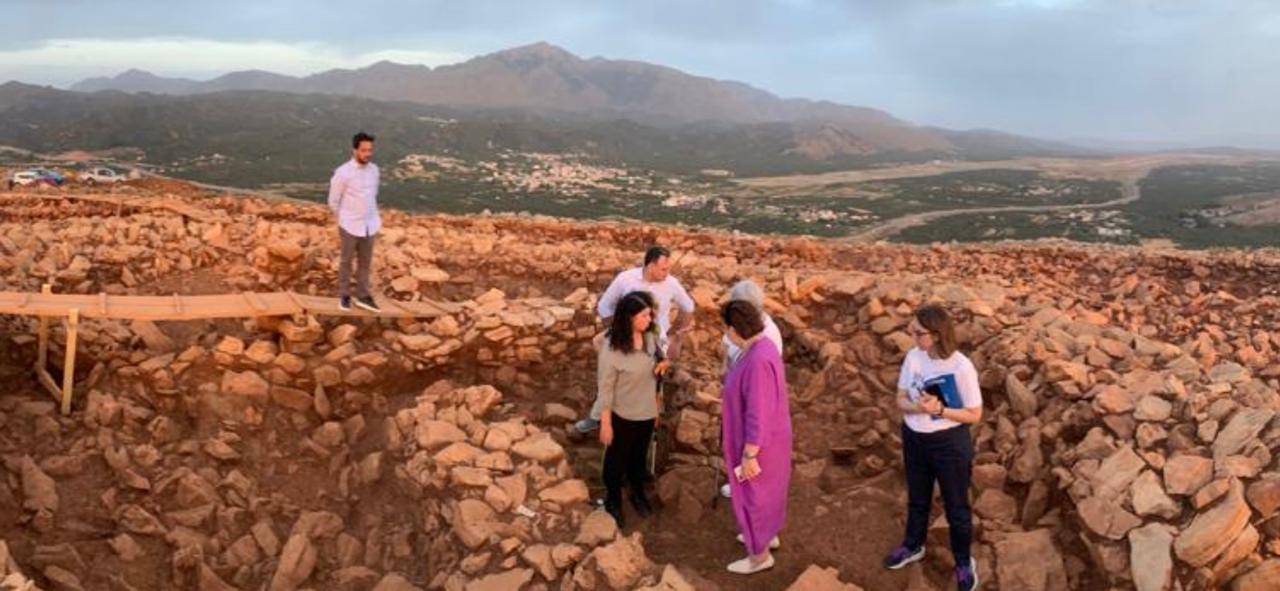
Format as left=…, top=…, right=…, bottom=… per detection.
left=737, top=534, right=781, bottom=549
left=720, top=483, right=732, bottom=498
left=727, top=554, right=775, bottom=575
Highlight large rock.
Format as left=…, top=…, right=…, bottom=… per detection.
left=1133, top=396, right=1172, bottom=422
left=995, top=529, right=1067, bottom=591
left=1174, top=479, right=1251, bottom=567
left=1092, top=446, right=1145, bottom=499
left=415, top=420, right=466, bottom=450
left=465, top=568, right=533, bottom=591
left=1233, top=559, right=1280, bottom=590
left=785, top=565, right=863, bottom=591
left=1245, top=475, right=1280, bottom=519
left=1128, top=522, right=1174, bottom=591
left=1131, top=470, right=1180, bottom=519
left=511, top=432, right=565, bottom=463
left=221, top=370, right=269, bottom=399
left=371, top=573, right=423, bottom=591
left=674, top=409, right=711, bottom=452
left=636, top=565, right=699, bottom=591
left=1005, top=374, right=1039, bottom=419
left=21, top=456, right=58, bottom=513
left=269, top=534, right=317, bottom=591
left=574, top=510, right=619, bottom=546
left=1213, top=409, right=1275, bottom=460
left=521, top=544, right=556, bottom=582
left=1078, top=495, right=1142, bottom=540
left=1164, top=454, right=1214, bottom=496
left=590, top=533, right=654, bottom=590
left=452, top=499, right=499, bottom=550
left=539, top=479, right=589, bottom=507
left=974, top=489, right=1019, bottom=523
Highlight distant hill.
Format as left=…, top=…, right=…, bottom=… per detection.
left=66, top=42, right=1088, bottom=159
left=0, top=80, right=1090, bottom=182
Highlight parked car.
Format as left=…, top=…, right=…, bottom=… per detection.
left=8, top=170, right=57, bottom=189
left=80, top=166, right=124, bottom=184
left=32, top=168, right=64, bottom=185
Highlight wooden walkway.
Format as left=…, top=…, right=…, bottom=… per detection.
left=0, top=290, right=459, bottom=320
left=2, top=286, right=462, bottom=415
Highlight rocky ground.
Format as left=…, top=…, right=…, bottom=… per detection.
left=0, top=182, right=1278, bottom=590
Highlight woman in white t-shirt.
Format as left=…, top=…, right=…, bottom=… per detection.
left=881, top=305, right=983, bottom=591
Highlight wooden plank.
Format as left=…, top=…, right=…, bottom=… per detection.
left=374, top=296, right=412, bottom=317
left=60, top=309, right=78, bottom=415
left=244, top=292, right=268, bottom=313
left=36, top=367, right=60, bottom=402
left=0, top=289, right=466, bottom=321
left=283, top=291, right=307, bottom=315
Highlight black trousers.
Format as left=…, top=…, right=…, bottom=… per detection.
left=901, top=423, right=974, bottom=563
left=602, top=415, right=655, bottom=505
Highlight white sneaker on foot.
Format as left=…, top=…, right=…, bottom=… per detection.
left=727, top=554, right=775, bottom=575
left=737, top=533, right=781, bottom=549
left=720, top=483, right=732, bottom=498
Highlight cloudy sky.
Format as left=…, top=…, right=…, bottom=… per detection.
left=6, top=0, right=1278, bottom=147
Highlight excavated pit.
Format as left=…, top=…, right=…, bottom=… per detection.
left=0, top=184, right=1277, bottom=590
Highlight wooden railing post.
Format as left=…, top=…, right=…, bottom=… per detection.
left=35, top=284, right=51, bottom=371
left=60, top=309, right=79, bottom=416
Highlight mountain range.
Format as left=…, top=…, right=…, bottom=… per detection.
left=64, top=42, right=1084, bottom=160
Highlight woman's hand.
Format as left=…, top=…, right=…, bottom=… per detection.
left=654, top=360, right=671, bottom=377
left=740, top=457, right=762, bottom=481
left=599, top=422, right=614, bottom=446
left=920, top=394, right=943, bottom=415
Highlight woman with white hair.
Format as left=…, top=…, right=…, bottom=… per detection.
left=719, top=280, right=784, bottom=501
left=722, top=280, right=783, bottom=368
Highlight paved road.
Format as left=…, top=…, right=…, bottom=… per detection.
left=847, top=179, right=1141, bottom=242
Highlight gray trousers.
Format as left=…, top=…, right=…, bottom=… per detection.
left=338, top=228, right=375, bottom=299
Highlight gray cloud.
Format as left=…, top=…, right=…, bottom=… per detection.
left=5, top=0, right=1278, bottom=146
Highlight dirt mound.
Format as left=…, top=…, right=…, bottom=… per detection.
left=0, top=182, right=1277, bottom=590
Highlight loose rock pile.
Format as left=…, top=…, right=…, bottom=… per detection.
left=0, top=184, right=1276, bottom=589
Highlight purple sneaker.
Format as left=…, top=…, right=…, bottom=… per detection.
left=956, top=556, right=978, bottom=591
left=882, top=544, right=924, bottom=570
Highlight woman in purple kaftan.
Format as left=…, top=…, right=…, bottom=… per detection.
left=720, top=300, right=792, bottom=575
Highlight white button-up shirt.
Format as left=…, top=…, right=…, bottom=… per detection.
left=328, top=159, right=381, bottom=237
left=596, top=267, right=695, bottom=346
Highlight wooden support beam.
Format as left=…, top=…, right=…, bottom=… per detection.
left=35, top=284, right=50, bottom=371
left=36, top=367, right=59, bottom=402
left=59, top=309, right=79, bottom=415
left=244, top=292, right=267, bottom=313
left=172, top=293, right=183, bottom=315
left=98, top=292, right=108, bottom=316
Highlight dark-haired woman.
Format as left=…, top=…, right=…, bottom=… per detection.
left=598, top=291, right=669, bottom=528
left=882, top=304, right=984, bottom=591
left=720, top=299, right=791, bottom=575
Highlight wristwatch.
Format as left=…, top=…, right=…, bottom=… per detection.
left=743, top=451, right=758, bottom=460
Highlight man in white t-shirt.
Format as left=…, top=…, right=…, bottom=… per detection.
left=572, top=246, right=695, bottom=435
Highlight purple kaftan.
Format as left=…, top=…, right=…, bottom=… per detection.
left=721, top=338, right=792, bottom=556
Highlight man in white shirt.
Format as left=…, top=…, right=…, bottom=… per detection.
left=328, top=132, right=382, bottom=313
left=573, top=246, right=695, bottom=435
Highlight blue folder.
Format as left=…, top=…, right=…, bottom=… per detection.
left=922, top=374, right=963, bottom=419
